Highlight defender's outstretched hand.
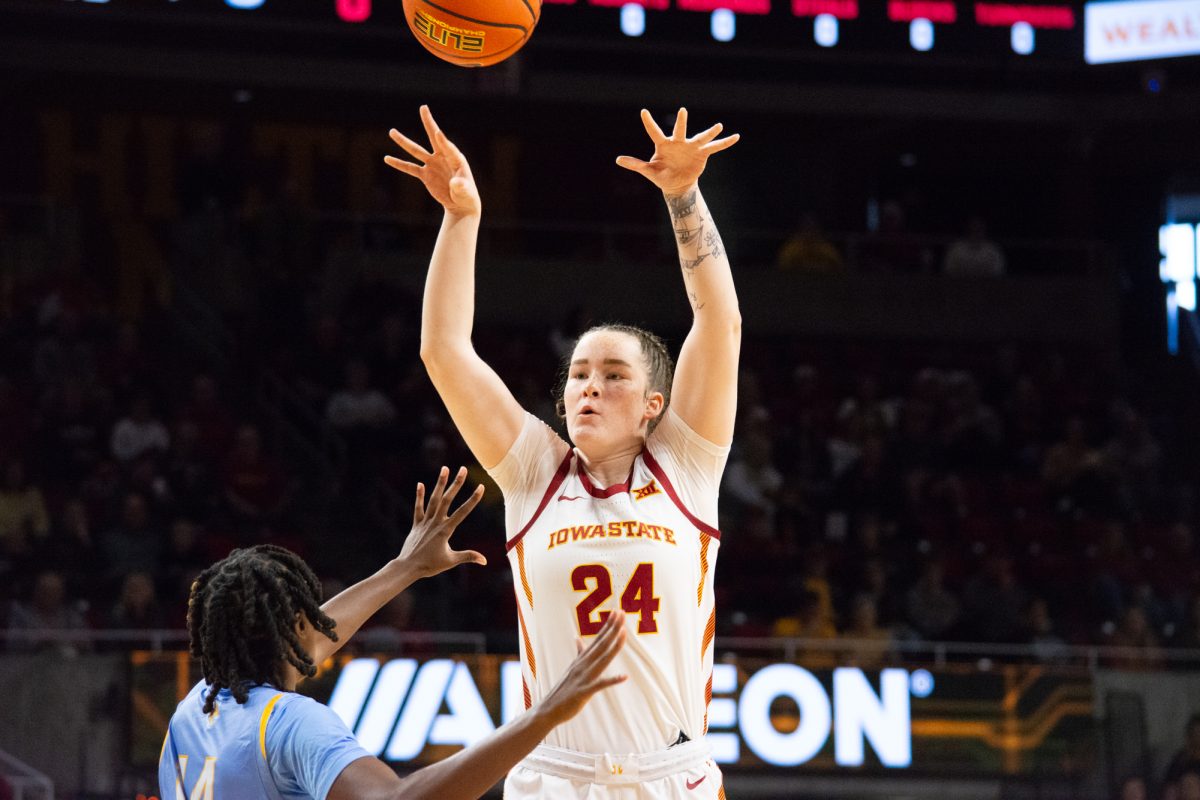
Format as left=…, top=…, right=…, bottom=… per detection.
left=399, top=466, right=486, bottom=579
left=386, top=105, right=481, bottom=218
left=537, top=610, right=629, bottom=726
left=616, top=108, right=739, bottom=196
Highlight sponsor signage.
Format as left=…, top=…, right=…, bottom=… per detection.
left=130, top=653, right=1094, bottom=774
left=1085, top=0, right=1200, bottom=64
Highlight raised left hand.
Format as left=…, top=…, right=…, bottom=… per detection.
left=616, top=108, right=739, bottom=196
left=398, top=466, right=486, bottom=579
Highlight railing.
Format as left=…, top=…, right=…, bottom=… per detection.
left=0, top=747, right=54, bottom=800
left=717, top=636, right=1200, bottom=670
left=5, top=629, right=1198, bottom=668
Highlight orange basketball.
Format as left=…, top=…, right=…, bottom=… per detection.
left=402, top=0, right=541, bottom=67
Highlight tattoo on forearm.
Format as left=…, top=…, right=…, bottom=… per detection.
left=666, top=189, right=698, bottom=221
left=667, top=188, right=725, bottom=276
left=674, top=223, right=703, bottom=245
left=704, top=226, right=724, bottom=259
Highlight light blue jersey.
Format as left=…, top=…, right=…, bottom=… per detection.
left=159, top=681, right=370, bottom=800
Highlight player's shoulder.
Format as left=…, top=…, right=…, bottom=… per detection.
left=647, top=408, right=730, bottom=459
left=266, top=690, right=347, bottom=733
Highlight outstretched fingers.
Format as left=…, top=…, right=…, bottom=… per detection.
left=639, top=108, right=668, bottom=143
left=700, top=133, right=740, bottom=155
left=433, top=466, right=468, bottom=518
left=447, top=484, right=485, bottom=527
left=418, top=104, right=443, bottom=147
left=615, top=155, right=651, bottom=176
left=389, top=128, right=432, bottom=162
left=383, top=155, right=422, bottom=178
left=689, top=122, right=724, bottom=145
left=671, top=107, right=688, bottom=140
left=413, top=482, right=427, bottom=525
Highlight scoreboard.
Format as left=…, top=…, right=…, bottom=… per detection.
left=37, top=0, right=1200, bottom=63
left=46, top=0, right=1093, bottom=58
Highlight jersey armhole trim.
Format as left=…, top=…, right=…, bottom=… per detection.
left=642, top=448, right=721, bottom=540
left=258, top=693, right=285, bottom=760
left=505, top=450, right=574, bottom=553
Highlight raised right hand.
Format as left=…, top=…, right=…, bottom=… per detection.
left=396, top=466, right=486, bottom=580
left=535, top=610, right=628, bottom=726
left=385, top=105, right=481, bottom=218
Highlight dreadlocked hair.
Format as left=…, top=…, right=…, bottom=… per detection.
left=554, top=323, right=675, bottom=434
left=187, top=544, right=337, bottom=714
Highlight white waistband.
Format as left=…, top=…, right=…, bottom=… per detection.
left=518, top=740, right=711, bottom=785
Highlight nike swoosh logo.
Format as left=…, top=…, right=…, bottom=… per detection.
left=686, top=776, right=707, bottom=790
left=557, top=495, right=584, bottom=502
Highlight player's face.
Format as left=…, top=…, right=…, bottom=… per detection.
left=564, top=330, right=663, bottom=453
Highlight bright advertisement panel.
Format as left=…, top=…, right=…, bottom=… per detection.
left=131, top=653, right=1095, bottom=775
left=1085, top=0, right=1200, bottom=64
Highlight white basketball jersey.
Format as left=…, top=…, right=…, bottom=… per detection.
left=489, top=411, right=728, bottom=755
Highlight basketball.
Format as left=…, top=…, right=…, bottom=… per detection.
left=402, top=0, right=541, bottom=67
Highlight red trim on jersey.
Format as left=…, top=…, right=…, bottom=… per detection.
left=577, top=458, right=636, bottom=498
left=642, top=448, right=721, bottom=540
left=505, top=450, right=574, bottom=553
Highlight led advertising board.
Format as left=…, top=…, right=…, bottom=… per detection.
left=131, top=653, right=1094, bottom=775
left=1085, top=0, right=1200, bottom=64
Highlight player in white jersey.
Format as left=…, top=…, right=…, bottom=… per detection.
left=387, top=105, right=740, bottom=799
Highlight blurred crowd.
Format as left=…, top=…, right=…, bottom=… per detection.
left=0, top=179, right=1198, bottom=670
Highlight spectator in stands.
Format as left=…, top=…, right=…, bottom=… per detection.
left=108, top=571, right=164, bottom=630
left=837, top=374, right=897, bottom=436
left=1103, top=404, right=1162, bottom=515
left=1024, top=597, right=1070, bottom=663
left=7, top=570, right=89, bottom=655
left=841, top=593, right=894, bottom=668
left=111, top=395, right=170, bottom=464
left=37, top=497, right=100, bottom=602
left=0, top=458, right=50, bottom=558
left=1177, top=772, right=1200, bottom=800
left=326, top=358, right=397, bottom=432
left=904, top=558, right=961, bottom=641
left=222, top=424, right=288, bottom=523
left=38, top=378, right=105, bottom=482
left=1118, top=775, right=1148, bottom=800
left=941, top=372, right=1003, bottom=469
left=722, top=433, right=783, bottom=526
left=1177, top=592, right=1200, bottom=650
left=0, top=377, right=33, bottom=459
left=177, top=373, right=235, bottom=465
left=962, top=554, right=1029, bottom=642
left=943, top=215, right=1006, bottom=278
left=833, top=434, right=901, bottom=516
left=1107, top=606, right=1165, bottom=670
left=859, top=200, right=928, bottom=273
left=100, top=321, right=153, bottom=399
left=165, top=420, right=215, bottom=518
left=1163, top=715, right=1200, bottom=794
left=1042, top=416, right=1109, bottom=512
left=776, top=213, right=843, bottom=271
left=33, top=307, right=96, bottom=390
left=159, top=519, right=211, bottom=625
left=772, top=588, right=838, bottom=640
left=100, top=492, right=163, bottom=584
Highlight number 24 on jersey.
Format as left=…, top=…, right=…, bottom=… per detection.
left=572, top=563, right=660, bottom=635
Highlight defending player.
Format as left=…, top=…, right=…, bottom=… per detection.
left=160, top=467, right=628, bottom=800
left=387, top=106, right=740, bottom=798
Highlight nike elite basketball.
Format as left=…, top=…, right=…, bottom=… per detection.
left=403, top=0, right=542, bottom=67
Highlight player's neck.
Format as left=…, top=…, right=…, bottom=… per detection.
left=576, top=444, right=641, bottom=489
